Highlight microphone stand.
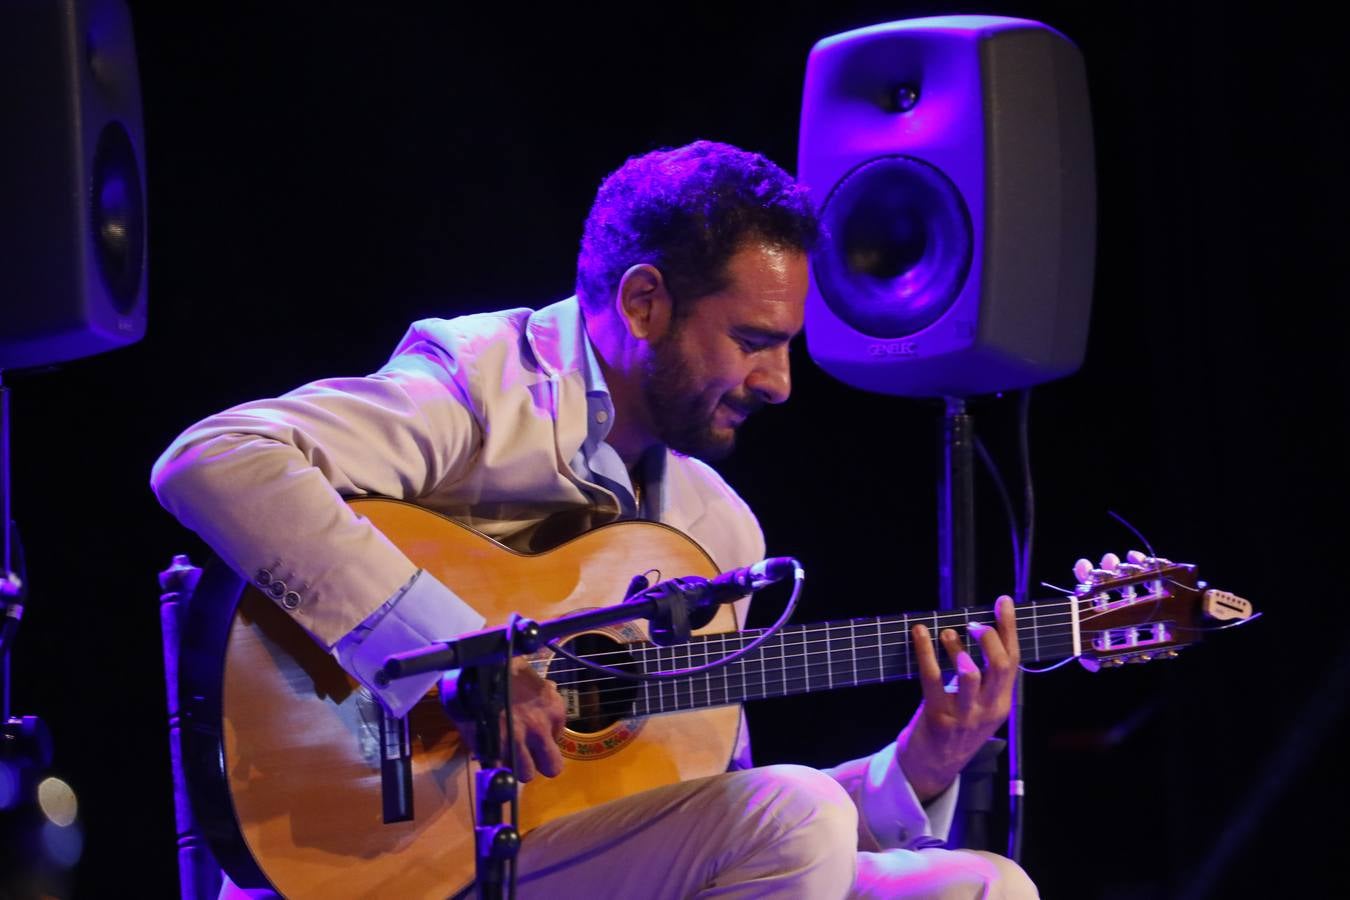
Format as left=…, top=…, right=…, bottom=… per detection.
left=380, top=577, right=737, bottom=900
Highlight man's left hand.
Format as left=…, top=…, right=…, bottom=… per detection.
left=896, top=594, right=1020, bottom=804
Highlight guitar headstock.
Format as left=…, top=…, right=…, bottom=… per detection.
left=1073, top=551, right=1253, bottom=671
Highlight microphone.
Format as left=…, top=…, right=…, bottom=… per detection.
left=696, top=557, right=800, bottom=605
left=638, top=557, right=800, bottom=646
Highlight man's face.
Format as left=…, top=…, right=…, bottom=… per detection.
left=643, top=242, right=809, bottom=460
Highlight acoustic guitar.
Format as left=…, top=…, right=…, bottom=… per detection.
left=175, top=497, right=1252, bottom=898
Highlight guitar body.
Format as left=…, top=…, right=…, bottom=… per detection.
left=185, top=498, right=739, bottom=899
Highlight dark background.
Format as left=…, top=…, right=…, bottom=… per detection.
left=5, top=1, right=1347, bottom=896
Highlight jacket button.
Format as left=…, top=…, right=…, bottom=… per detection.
left=281, top=591, right=302, bottom=610
left=268, top=581, right=287, bottom=600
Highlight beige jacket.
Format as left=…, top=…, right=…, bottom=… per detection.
left=151, top=296, right=764, bottom=649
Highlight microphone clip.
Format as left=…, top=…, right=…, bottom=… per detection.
left=626, top=576, right=723, bottom=647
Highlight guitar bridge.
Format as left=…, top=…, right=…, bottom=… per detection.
left=561, top=688, right=581, bottom=721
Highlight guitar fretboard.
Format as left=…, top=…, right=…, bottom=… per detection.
left=612, top=602, right=1078, bottom=717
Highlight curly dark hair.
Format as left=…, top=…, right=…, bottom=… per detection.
left=575, top=141, right=821, bottom=316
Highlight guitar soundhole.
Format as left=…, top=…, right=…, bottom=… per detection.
left=549, top=633, right=639, bottom=734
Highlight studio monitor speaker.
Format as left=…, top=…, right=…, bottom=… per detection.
left=1, top=0, right=147, bottom=370
left=799, top=16, right=1095, bottom=398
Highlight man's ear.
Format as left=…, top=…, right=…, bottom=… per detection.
left=616, top=264, right=674, bottom=342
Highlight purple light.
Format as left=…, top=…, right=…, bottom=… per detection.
left=41, top=819, right=83, bottom=868
left=0, top=760, right=18, bottom=810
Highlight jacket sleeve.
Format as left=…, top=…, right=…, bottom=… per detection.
left=150, top=337, right=485, bottom=648
left=824, top=742, right=959, bottom=851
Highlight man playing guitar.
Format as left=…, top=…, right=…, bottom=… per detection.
left=153, top=141, right=1036, bottom=899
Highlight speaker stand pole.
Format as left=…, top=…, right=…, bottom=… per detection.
left=939, top=395, right=1002, bottom=852
left=937, top=396, right=976, bottom=612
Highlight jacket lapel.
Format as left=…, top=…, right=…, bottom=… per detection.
left=658, top=451, right=710, bottom=540
left=523, top=298, right=622, bottom=523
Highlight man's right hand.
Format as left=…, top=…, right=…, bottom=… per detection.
left=450, top=656, right=567, bottom=782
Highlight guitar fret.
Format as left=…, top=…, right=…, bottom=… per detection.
left=796, top=628, right=806, bottom=694
left=684, top=641, right=693, bottom=710
left=819, top=626, right=828, bottom=690
left=790, top=629, right=800, bottom=695
left=875, top=617, right=885, bottom=682
left=1031, top=597, right=1040, bottom=662
left=641, top=647, right=651, bottom=715
left=723, top=631, right=734, bottom=707
left=758, top=630, right=767, bottom=699
left=795, top=628, right=804, bottom=693
left=834, top=622, right=847, bottom=687
left=684, top=640, right=695, bottom=710
left=849, top=619, right=858, bottom=686
left=963, top=607, right=972, bottom=661
left=932, top=613, right=940, bottom=676
left=744, top=633, right=753, bottom=699
left=661, top=644, right=672, bottom=712
left=702, top=636, right=714, bottom=706
left=903, top=613, right=911, bottom=679
left=648, top=644, right=657, bottom=712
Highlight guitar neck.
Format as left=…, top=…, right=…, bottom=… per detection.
left=623, top=599, right=1077, bottom=716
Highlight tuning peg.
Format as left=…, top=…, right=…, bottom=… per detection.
left=1126, top=550, right=1148, bottom=565
left=1074, top=558, right=1094, bottom=583
left=1099, top=552, right=1121, bottom=572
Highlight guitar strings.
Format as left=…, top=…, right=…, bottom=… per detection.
left=528, top=597, right=1191, bottom=695
left=528, top=624, right=1083, bottom=689
left=532, top=632, right=1095, bottom=702
left=549, top=647, right=1098, bottom=721
left=526, top=598, right=1086, bottom=671
left=546, top=647, right=1087, bottom=712
left=533, top=596, right=1245, bottom=716
left=528, top=621, right=1123, bottom=693
left=519, top=601, right=1134, bottom=688
left=530, top=619, right=1087, bottom=675
left=536, top=610, right=1232, bottom=716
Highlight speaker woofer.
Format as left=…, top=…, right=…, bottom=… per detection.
left=90, top=120, right=145, bottom=315
left=815, top=155, right=972, bottom=339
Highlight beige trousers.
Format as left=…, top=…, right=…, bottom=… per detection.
left=222, top=765, right=1038, bottom=899
left=514, top=764, right=1039, bottom=899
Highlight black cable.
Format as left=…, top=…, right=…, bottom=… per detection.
left=974, top=436, right=1023, bottom=593
left=1008, top=389, right=1034, bottom=864
left=544, top=569, right=804, bottom=682
left=1017, top=391, right=1034, bottom=606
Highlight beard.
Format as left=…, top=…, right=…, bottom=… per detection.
left=641, top=329, right=762, bottom=461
